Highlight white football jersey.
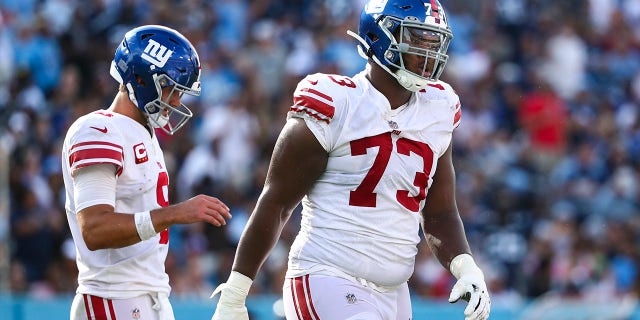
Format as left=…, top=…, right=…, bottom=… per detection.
left=286, top=71, right=461, bottom=288
left=62, top=110, right=171, bottom=298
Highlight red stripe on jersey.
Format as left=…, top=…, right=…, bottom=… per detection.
left=299, top=87, right=333, bottom=102
left=293, top=95, right=335, bottom=119
left=427, top=83, right=445, bottom=90
left=304, top=275, right=320, bottom=319
left=69, top=148, right=124, bottom=168
left=71, top=140, right=122, bottom=150
left=453, top=104, right=462, bottom=128
left=69, top=141, right=124, bottom=168
left=90, top=295, right=107, bottom=319
left=94, top=111, right=114, bottom=117
left=293, top=276, right=314, bottom=320
left=430, top=0, right=441, bottom=23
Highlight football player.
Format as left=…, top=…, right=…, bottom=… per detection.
left=212, top=0, right=490, bottom=319
left=62, top=25, right=231, bottom=320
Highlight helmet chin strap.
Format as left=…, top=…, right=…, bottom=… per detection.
left=111, top=61, right=142, bottom=107
left=147, top=110, right=169, bottom=129
left=347, top=30, right=427, bottom=92
left=395, top=69, right=429, bottom=92
left=125, top=83, right=139, bottom=107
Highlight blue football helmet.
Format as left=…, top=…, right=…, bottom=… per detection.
left=349, top=0, right=453, bottom=91
left=110, top=25, right=201, bottom=135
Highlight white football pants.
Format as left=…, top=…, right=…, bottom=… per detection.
left=283, top=274, right=411, bottom=320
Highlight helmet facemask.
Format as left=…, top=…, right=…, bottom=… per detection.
left=380, top=16, right=452, bottom=91
left=143, top=73, right=200, bottom=135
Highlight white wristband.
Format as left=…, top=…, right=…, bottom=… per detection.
left=134, top=210, right=157, bottom=241
left=226, top=271, right=253, bottom=294
left=450, top=253, right=483, bottom=280
left=210, top=271, right=253, bottom=302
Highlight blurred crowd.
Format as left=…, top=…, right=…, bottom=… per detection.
left=1, top=0, right=640, bottom=310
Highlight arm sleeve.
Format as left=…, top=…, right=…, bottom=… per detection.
left=73, top=164, right=117, bottom=212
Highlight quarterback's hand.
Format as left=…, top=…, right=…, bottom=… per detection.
left=211, top=271, right=252, bottom=320
left=448, top=254, right=491, bottom=320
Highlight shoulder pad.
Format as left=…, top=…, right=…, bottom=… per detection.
left=290, top=73, right=356, bottom=124
left=418, top=81, right=456, bottom=99
left=67, top=111, right=124, bottom=175
left=418, top=81, right=461, bottom=128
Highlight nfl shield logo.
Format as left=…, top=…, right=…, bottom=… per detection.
left=132, top=307, right=141, bottom=319
left=388, top=120, right=401, bottom=135
left=345, top=293, right=358, bottom=304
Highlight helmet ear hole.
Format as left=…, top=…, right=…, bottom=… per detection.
left=135, top=75, right=146, bottom=86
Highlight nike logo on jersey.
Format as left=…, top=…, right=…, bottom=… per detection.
left=90, top=126, right=108, bottom=133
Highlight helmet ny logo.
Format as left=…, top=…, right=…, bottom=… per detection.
left=141, top=39, right=173, bottom=68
